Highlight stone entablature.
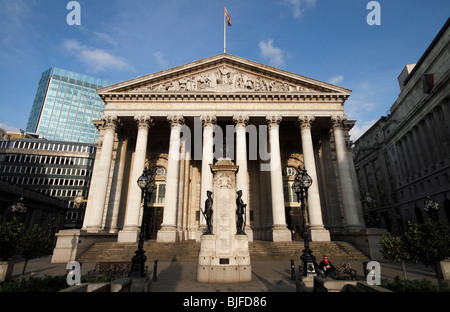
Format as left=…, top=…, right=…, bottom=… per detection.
left=99, top=54, right=349, bottom=104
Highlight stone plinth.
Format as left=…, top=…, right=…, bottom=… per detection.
left=51, top=229, right=117, bottom=263
left=197, top=159, right=252, bottom=283
left=197, top=235, right=251, bottom=283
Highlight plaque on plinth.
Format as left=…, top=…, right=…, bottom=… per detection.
left=197, top=159, right=252, bottom=283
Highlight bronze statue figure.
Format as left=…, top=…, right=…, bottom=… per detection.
left=236, top=190, right=246, bottom=235
left=201, top=190, right=213, bottom=235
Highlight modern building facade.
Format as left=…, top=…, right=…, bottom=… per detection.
left=353, top=18, right=450, bottom=233
left=26, top=67, right=111, bottom=144
left=0, top=138, right=97, bottom=228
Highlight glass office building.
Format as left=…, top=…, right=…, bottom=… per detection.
left=26, top=68, right=111, bottom=144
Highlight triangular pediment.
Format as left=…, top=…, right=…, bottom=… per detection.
left=98, top=54, right=350, bottom=96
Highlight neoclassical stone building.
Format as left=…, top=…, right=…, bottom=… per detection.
left=52, top=54, right=366, bottom=261
left=353, top=19, right=450, bottom=233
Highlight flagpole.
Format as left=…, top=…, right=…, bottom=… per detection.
left=224, top=6, right=226, bottom=53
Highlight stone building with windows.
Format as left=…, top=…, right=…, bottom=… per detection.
left=0, top=138, right=96, bottom=228
left=353, top=18, right=450, bottom=233
left=0, top=180, right=65, bottom=240
left=51, top=53, right=369, bottom=262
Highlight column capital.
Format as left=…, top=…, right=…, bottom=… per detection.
left=298, top=115, right=315, bottom=130
left=200, top=114, right=217, bottom=127
left=233, top=114, right=249, bottom=127
left=331, top=115, right=347, bottom=130
left=167, top=115, right=185, bottom=128
left=101, top=115, right=119, bottom=131
left=265, top=115, right=282, bottom=128
left=134, top=115, right=153, bottom=130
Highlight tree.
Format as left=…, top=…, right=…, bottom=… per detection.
left=0, top=216, right=24, bottom=261
left=16, top=224, right=52, bottom=282
left=403, top=220, right=450, bottom=290
left=380, top=234, right=414, bottom=283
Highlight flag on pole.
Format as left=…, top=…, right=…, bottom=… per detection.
left=225, top=7, right=231, bottom=26
left=422, top=74, right=435, bottom=94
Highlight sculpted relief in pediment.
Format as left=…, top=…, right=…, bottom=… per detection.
left=128, top=65, right=316, bottom=93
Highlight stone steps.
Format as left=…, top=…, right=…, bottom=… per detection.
left=248, top=240, right=369, bottom=261
left=78, top=240, right=201, bottom=263
left=77, top=240, right=369, bottom=263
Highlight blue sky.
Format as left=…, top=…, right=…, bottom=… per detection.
left=0, top=0, right=448, bottom=140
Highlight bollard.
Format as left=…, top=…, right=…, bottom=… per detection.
left=290, top=259, right=296, bottom=280
left=152, top=260, right=158, bottom=281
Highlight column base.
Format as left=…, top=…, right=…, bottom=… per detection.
left=83, top=226, right=103, bottom=233
left=117, top=228, right=139, bottom=243
left=345, top=225, right=364, bottom=232
left=157, top=225, right=178, bottom=243
left=51, top=229, right=116, bottom=263
left=310, top=228, right=331, bottom=242
left=272, top=225, right=292, bottom=242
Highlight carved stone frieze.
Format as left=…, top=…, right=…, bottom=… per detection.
left=127, top=65, right=315, bottom=94
left=216, top=172, right=232, bottom=189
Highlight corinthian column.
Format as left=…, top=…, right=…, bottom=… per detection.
left=266, top=115, right=291, bottom=242
left=332, top=115, right=362, bottom=231
left=298, top=116, right=330, bottom=241
left=233, top=114, right=253, bottom=241
left=157, top=115, right=185, bottom=242
left=118, top=115, right=152, bottom=243
left=84, top=115, right=118, bottom=232
left=196, top=115, right=216, bottom=241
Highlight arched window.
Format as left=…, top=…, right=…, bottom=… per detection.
left=149, top=166, right=166, bottom=205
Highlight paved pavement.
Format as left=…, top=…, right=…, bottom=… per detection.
left=8, top=256, right=439, bottom=292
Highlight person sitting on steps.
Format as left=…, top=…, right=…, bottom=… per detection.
left=319, top=255, right=336, bottom=279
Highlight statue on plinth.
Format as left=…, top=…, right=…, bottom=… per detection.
left=201, top=191, right=213, bottom=235
left=236, top=190, right=246, bottom=235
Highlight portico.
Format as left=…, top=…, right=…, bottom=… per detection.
left=77, top=54, right=365, bottom=245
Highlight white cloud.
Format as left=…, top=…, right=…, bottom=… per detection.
left=0, top=123, right=21, bottom=132
left=92, top=32, right=118, bottom=46
left=62, top=39, right=132, bottom=73
left=328, top=75, right=344, bottom=85
left=349, top=119, right=377, bottom=141
left=285, top=0, right=317, bottom=19
left=259, top=39, right=286, bottom=67
left=153, top=51, right=169, bottom=69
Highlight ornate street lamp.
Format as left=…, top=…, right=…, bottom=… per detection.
left=292, top=166, right=317, bottom=277
left=130, top=167, right=156, bottom=278
left=423, top=195, right=440, bottom=221
left=9, top=197, right=27, bottom=214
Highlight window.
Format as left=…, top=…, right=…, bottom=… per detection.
left=155, top=166, right=167, bottom=177
left=150, top=183, right=166, bottom=205
left=283, top=166, right=300, bottom=204
left=148, top=167, right=167, bottom=206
